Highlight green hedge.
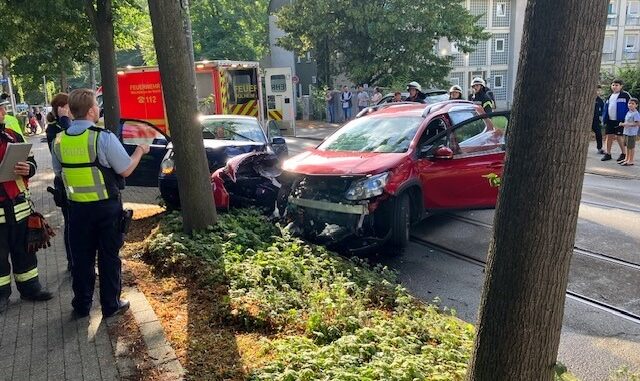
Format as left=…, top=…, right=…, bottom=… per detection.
left=143, top=209, right=584, bottom=381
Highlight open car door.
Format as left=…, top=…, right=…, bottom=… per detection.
left=119, top=119, right=170, bottom=187
left=416, top=111, right=510, bottom=210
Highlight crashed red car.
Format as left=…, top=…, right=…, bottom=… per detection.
left=278, top=100, right=509, bottom=250
left=212, top=151, right=282, bottom=213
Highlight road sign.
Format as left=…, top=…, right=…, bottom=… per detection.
left=292, top=75, right=299, bottom=84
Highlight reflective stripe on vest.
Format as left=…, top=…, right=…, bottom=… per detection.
left=14, top=267, right=38, bottom=283
left=0, top=274, right=11, bottom=287
left=0, top=199, right=31, bottom=224
left=54, top=129, right=110, bottom=202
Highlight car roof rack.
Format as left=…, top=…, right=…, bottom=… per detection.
left=421, top=100, right=475, bottom=118
left=355, top=102, right=423, bottom=118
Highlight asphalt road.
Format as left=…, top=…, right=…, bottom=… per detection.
left=384, top=173, right=640, bottom=381
left=284, top=135, right=640, bottom=380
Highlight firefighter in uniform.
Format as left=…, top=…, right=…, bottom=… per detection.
left=0, top=100, right=53, bottom=312
left=52, top=89, right=149, bottom=318
left=469, top=77, right=495, bottom=113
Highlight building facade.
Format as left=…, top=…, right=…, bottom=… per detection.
left=444, top=0, right=640, bottom=109
left=266, top=0, right=639, bottom=106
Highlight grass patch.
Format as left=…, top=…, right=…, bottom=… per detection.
left=136, top=208, right=589, bottom=380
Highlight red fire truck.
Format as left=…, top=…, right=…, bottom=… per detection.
left=116, top=60, right=264, bottom=135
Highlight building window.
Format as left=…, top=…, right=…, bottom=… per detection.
left=495, top=38, right=505, bottom=52
left=450, top=77, right=460, bottom=86
left=628, top=1, right=639, bottom=17
left=494, top=75, right=504, bottom=89
left=603, top=35, right=616, bottom=53
left=450, top=42, right=459, bottom=54
left=624, top=35, right=639, bottom=52
left=608, top=0, right=617, bottom=15
left=496, top=2, right=507, bottom=17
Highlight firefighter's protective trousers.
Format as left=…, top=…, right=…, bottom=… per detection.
left=0, top=198, right=43, bottom=298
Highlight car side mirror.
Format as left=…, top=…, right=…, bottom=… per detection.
left=271, top=137, right=286, bottom=145
left=434, top=146, right=454, bottom=159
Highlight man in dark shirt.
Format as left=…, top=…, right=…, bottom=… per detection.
left=593, top=86, right=605, bottom=154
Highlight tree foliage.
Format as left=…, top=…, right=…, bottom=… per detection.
left=276, top=0, right=487, bottom=87
left=601, top=65, right=640, bottom=98
left=190, top=0, right=269, bottom=61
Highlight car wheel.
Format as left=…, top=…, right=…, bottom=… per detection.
left=389, top=194, right=410, bottom=248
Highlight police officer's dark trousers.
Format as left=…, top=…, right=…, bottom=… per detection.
left=0, top=219, right=44, bottom=298
left=68, top=198, right=123, bottom=316
left=53, top=175, right=72, bottom=270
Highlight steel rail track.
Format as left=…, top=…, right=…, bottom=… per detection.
left=410, top=235, right=640, bottom=325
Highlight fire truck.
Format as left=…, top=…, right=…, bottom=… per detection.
left=116, top=60, right=265, bottom=135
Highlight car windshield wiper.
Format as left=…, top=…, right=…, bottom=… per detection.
left=222, top=127, right=257, bottom=143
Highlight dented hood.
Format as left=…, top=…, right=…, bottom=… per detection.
left=282, top=149, right=407, bottom=175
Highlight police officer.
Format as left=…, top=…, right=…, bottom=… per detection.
left=0, top=100, right=53, bottom=313
left=469, top=77, right=495, bottom=113
left=52, top=89, right=149, bottom=318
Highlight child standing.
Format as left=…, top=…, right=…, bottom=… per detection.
left=618, top=98, right=640, bottom=166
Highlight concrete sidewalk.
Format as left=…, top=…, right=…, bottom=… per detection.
left=0, top=135, right=179, bottom=380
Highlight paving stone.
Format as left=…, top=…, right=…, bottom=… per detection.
left=138, top=320, right=169, bottom=350
left=0, top=136, right=177, bottom=381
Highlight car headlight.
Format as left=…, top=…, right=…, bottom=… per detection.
left=160, top=157, right=175, bottom=175
left=345, top=172, right=389, bottom=201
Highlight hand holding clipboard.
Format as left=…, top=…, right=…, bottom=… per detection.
left=0, top=143, right=33, bottom=182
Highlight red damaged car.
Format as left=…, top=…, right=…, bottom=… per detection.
left=278, top=100, right=509, bottom=250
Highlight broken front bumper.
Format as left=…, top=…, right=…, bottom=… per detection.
left=285, top=195, right=392, bottom=250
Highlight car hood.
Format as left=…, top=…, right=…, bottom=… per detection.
left=167, top=140, right=268, bottom=172
left=282, top=149, right=407, bottom=175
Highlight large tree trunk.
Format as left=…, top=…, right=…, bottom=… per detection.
left=147, top=0, right=217, bottom=232
left=85, top=0, right=120, bottom=133
left=465, top=1, right=608, bottom=380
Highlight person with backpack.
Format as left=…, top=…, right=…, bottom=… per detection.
left=469, top=77, right=495, bottom=113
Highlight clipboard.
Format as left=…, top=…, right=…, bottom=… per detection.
left=0, top=143, right=33, bottom=182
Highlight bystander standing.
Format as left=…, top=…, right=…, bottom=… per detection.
left=601, top=79, right=631, bottom=162
left=593, top=85, right=605, bottom=154
left=357, top=85, right=370, bottom=112
left=340, top=86, right=353, bottom=121
left=618, top=97, right=640, bottom=166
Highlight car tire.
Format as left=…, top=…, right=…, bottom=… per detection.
left=389, top=194, right=410, bottom=248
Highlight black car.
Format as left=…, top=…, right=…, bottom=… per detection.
left=118, top=116, right=288, bottom=209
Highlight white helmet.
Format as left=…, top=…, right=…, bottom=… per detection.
left=407, top=81, right=422, bottom=92
left=449, top=85, right=463, bottom=94
left=471, top=77, right=486, bottom=87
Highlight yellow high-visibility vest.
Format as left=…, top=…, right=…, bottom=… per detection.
left=53, top=127, right=111, bottom=202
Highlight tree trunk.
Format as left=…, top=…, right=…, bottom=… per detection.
left=1, top=57, right=9, bottom=95
left=60, top=68, right=68, bottom=93
left=465, top=1, right=608, bottom=380
left=89, top=61, right=97, bottom=91
left=147, top=0, right=217, bottom=232
left=85, top=0, right=120, bottom=134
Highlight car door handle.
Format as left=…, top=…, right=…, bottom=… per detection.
left=488, top=162, right=503, bottom=168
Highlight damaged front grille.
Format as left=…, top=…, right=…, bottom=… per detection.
left=290, top=175, right=359, bottom=203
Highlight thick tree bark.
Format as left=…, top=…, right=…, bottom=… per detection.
left=465, top=1, right=608, bottom=380
left=85, top=0, right=120, bottom=133
left=147, top=0, right=217, bottom=232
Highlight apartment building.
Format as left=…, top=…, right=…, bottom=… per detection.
left=444, top=0, right=640, bottom=109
